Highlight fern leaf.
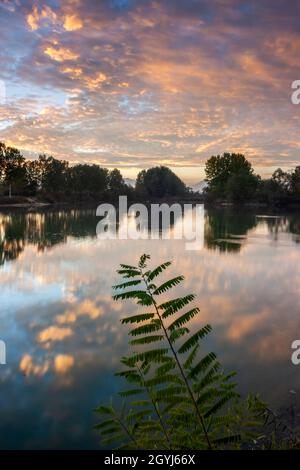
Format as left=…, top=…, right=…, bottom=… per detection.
left=94, top=405, right=114, bottom=415
left=117, top=269, right=141, bottom=278
left=121, top=313, right=155, bottom=324
left=178, top=325, right=212, bottom=354
left=169, top=327, right=189, bottom=343
left=113, top=290, right=152, bottom=303
left=132, top=348, right=169, bottom=363
left=130, top=335, right=164, bottom=346
left=183, top=344, right=199, bottom=370
left=160, top=295, right=195, bottom=319
left=204, top=391, right=238, bottom=418
left=120, top=264, right=137, bottom=270
left=112, top=280, right=142, bottom=290
left=193, top=364, right=221, bottom=392
left=153, top=276, right=184, bottom=295
left=130, top=322, right=161, bottom=336
left=168, top=307, right=200, bottom=331
left=144, top=374, right=183, bottom=388
left=147, top=261, right=172, bottom=281
left=188, top=352, right=217, bottom=379
left=94, top=419, right=116, bottom=430
left=155, top=359, right=176, bottom=376
left=212, top=434, right=241, bottom=445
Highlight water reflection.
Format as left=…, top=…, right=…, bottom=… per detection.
left=1, top=206, right=299, bottom=266
left=0, top=206, right=299, bottom=449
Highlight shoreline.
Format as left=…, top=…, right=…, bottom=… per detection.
left=0, top=197, right=299, bottom=210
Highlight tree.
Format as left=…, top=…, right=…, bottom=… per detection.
left=289, top=166, right=300, bottom=197
left=108, top=168, right=125, bottom=193
left=205, top=153, right=258, bottom=200
left=70, top=164, right=109, bottom=194
left=0, top=142, right=27, bottom=195
left=136, top=166, right=186, bottom=198
left=38, top=155, right=69, bottom=193
left=225, top=170, right=259, bottom=202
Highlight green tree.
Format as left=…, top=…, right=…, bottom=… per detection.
left=136, top=166, right=186, bottom=198
left=38, top=155, right=69, bottom=193
left=0, top=142, right=27, bottom=195
left=225, top=170, right=259, bottom=202
left=70, top=164, right=109, bottom=194
left=289, top=166, right=300, bottom=196
left=108, top=168, right=125, bottom=194
left=205, top=153, right=258, bottom=201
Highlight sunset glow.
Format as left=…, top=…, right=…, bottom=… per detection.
left=1, top=0, right=300, bottom=183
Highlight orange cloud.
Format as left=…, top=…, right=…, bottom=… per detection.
left=85, top=72, right=107, bottom=90
left=27, top=5, right=39, bottom=31
left=63, top=14, right=83, bottom=31
left=37, top=326, right=73, bottom=343
left=27, top=5, right=58, bottom=31
left=54, top=354, right=75, bottom=374
left=20, top=354, right=50, bottom=376
left=44, top=45, right=79, bottom=62
left=56, top=300, right=104, bottom=324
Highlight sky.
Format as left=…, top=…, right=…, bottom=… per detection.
left=0, top=0, right=300, bottom=184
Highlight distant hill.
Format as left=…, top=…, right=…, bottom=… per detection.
left=191, top=180, right=208, bottom=194
left=124, top=178, right=136, bottom=188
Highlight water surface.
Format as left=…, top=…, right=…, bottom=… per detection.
left=0, top=205, right=299, bottom=449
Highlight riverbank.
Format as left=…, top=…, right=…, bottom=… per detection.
left=1, top=194, right=300, bottom=209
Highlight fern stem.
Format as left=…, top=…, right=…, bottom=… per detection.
left=114, top=411, right=140, bottom=448
left=136, top=364, right=172, bottom=449
left=140, top=269, right=213, bottom=450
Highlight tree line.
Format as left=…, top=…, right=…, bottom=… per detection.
left=204, top=152, right=300, bottom=204
left=0, top=142, right=299, bottom=204
left=0, top=142, right=187, bottom=202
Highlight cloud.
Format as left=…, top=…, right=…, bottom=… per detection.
left=44, top=44, right=79, bottom=62
left=20, top=354, right=50, bottom=376
left=63, top=14, right=83, bottom=31
left=54, top=354, right=75, bottom=374
left=37, top=326, right=73, bottom=343
left=2, top=0, right=300, bottom=181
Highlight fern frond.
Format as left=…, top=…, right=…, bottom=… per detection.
left=117, top=269, right=141, bottom=278
left=178, top=325, right=212, bottom=354
left=113, top=290, right=153, bottom=304
left=120, top=264, right=138, bottom=270
left=147, top=261, right=172, bottom=281
left=183, top=344, right=199, bottom=370
left=204, top=391, right=239, bottom=418
left=153, top=276, right=184, bottom=295
left=155, top=359, right=176, bottom=376
left=144, top=374, right=183, bottom=388
left=169, top=327, right=189, bottom=343
left=212, top=434, right=241, bottom=445
left=113, top=280, right=142, bottom=290
left=131, top=348, right=169, bottom=364
left=130, top=321, right=161, bottom=336
left=188, top=352, right=217, bottom=379
left=121, top=313, right=155, bottom=324
left=130, top=335, right=164, bottom=346
left=168, top=307, right=200, bottom=330
left=160, top=295, right=195, bottom=319
left=193, top=365, right=221, bottom=392
left=94, top=405, right=114, bottom=415
left=138, top=254, right=150, bottom=269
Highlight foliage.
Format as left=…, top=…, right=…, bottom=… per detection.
left=1, top=141, right=300, bottom=205
left=95, top=254, right=269, bottom=450
left=205, top=153, right=259, bottom=201
left=136, top=166, right=187, bottom=198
